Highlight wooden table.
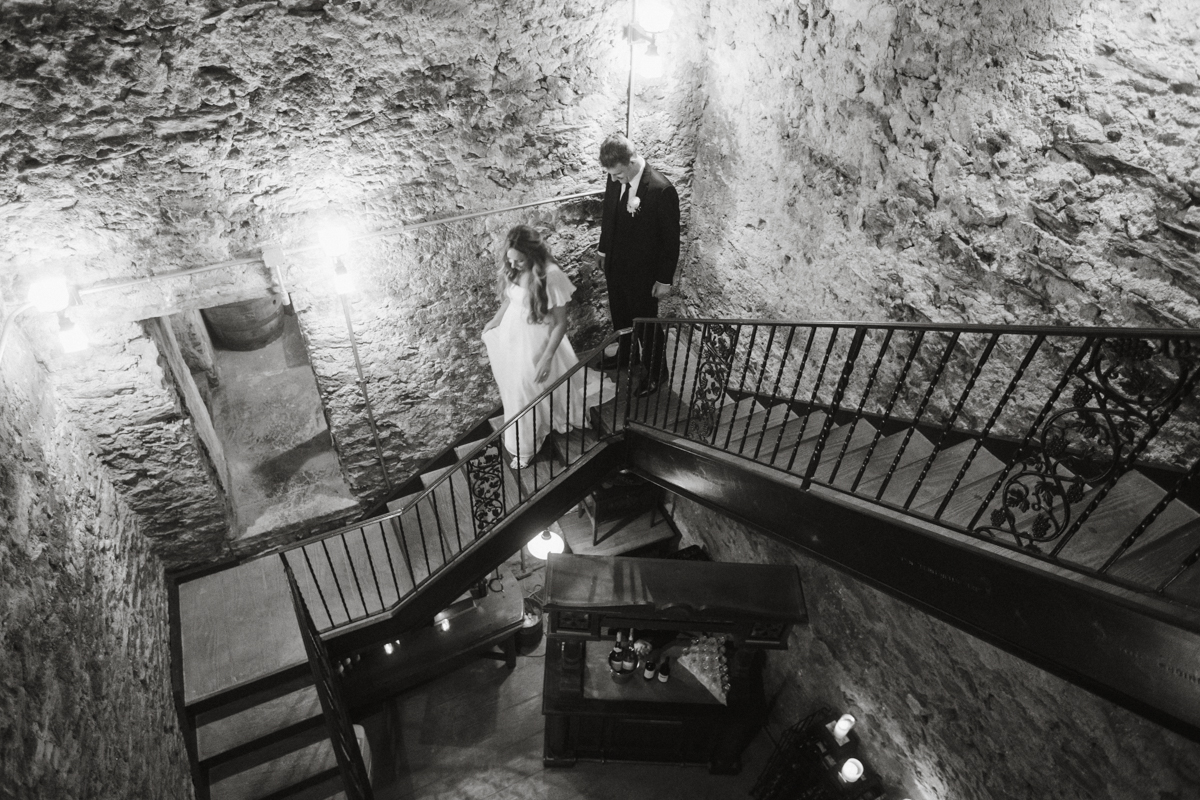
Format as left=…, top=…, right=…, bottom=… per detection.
left=541, top=637, right=766, bottom=773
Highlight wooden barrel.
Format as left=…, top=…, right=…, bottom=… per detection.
left=201, top=295, right=285, bottom=351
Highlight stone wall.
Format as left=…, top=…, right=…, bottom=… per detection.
left=680, top=0, right=1200, bottom=329
left=0, top=0, right=709, bottom=533
left=49, top=317, right=231, bottom=566
left=0, top=335, right=192, bottom=798
left=670, top=496, right=1200, bottom=800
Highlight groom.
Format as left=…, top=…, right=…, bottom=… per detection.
left=596, top=133, right=680, bottom=396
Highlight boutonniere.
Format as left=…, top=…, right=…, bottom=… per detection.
left=626, top=195, right=641, bottom=216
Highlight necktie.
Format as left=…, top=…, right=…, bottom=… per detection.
left=619, top=182, right=628, bottom=205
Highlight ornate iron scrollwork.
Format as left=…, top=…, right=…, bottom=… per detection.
left=978, top=336, right=1198, bottom=550
left=686, top=324, right=738, bottom=440
left=466, top=440, right=505, bottom=535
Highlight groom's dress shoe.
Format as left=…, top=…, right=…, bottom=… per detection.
left=634, top=373, right=667, bottom=398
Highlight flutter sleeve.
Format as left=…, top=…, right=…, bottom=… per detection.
left=545, top=266, right=576, bottom=309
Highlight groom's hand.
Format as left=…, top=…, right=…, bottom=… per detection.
left=651, top=281, right=672, bottom=299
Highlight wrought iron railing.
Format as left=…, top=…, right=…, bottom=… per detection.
left=629, top=319, right=1200, bottom=603
left=282, top=559, right=373, bottom=800
left=280, top=333, right=627, bottom=633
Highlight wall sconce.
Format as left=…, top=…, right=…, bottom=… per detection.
left=624, top=1, right=671, bottom=86
left=527, top=529, right=566, bottom=560
left=333, top=262, right=356, bottom=296
left=1, top=276, right=87, bottom=362
left=57, top=312, right=89, bottom=353
left=640, top=40, right=664, bottom=79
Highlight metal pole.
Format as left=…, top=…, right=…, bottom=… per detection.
left=625, top=0, right=637, bottom=138
left=339, top=291, right=392, bottom=492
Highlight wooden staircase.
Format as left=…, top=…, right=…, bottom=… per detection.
left=172, top=364, right=634, bottom=799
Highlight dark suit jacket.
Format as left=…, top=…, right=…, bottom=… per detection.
left=598, top=163, right=680, bottom=293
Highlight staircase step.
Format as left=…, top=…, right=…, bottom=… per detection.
left=555, top=425, right=601, bottom=467
left=913, top=469, right=1009, bottom=529
left=758, top=411, right=830, bottom=467
left=1108, top=517, right=1200, bottom=601
left=724, top=401, right=793, bottom=457
left=859, top=438, right=1004, bottom=511
left=197, top=682, right=324, bottom=766
left=780, top=420, right=876, bottom=475
left=208, top=733, right=341, bottom=800
left=1055, top=471, right=1199, bottom=574
left=393, top=493, right=452, bottom=586
left=808, top=421, right=905, bottom=486
left=206, top=715, right=329, bottom=785
left=829, top=429, right=933, bottom=495
left=180, top=557, right=308, bottom=706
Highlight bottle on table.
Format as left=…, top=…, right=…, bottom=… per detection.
left=657, top=657, right=670, bottom=683
left=620, top=629, right=637, bottom=671
left=609, top=631, right=625, bottom=665
left=642, top=657, right=657, bottom=680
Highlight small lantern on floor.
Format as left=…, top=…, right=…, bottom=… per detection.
left=838, top=758, right=864, bottom=784
left=830, top=713, right=855, bottom=744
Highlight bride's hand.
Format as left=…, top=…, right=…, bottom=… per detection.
left=534, top=357, right=551, bottom=383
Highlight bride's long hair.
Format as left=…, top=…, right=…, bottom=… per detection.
left=498, top=225, right=554, bottom=324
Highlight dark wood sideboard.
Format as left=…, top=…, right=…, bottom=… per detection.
left=541, top=554, right=807, bottom=773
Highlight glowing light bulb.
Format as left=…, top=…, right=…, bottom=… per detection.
left=439, top=619, right=451, bottom=632
left=333, top=262, right=356, bottom=295
left=28, top=276, right=71, bottom=313
left=637, top=0, right=673, bottom=33
left=839, top=758, right=864, bottom=783
left=639, top=40, right=664, bottom=79
left=318, top=225, right=351, bottom=260
left=57, top=313, right=88, bottom=353
left=384, top=643, right=394, bottom=655
left=527, top=529, right=565, bottom=559
left=832, top=714, right=855, bottom=740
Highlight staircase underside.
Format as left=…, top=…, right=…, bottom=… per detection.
left=624, top=422, right=1200, bottom=741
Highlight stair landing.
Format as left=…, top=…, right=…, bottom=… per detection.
left=179, top=556, right=305, bottom=704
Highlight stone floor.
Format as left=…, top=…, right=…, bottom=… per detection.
left=208, top=313, right=359, bottom=540
left=356, top=555, right=777, bottom=800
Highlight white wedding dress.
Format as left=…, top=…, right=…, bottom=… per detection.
left=482, top=266, right=611, bottom=464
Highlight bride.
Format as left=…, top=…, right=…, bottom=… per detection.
left=482, top=225, right=603, bottom=468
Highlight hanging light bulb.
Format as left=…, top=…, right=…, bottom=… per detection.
left=637, top=0, right=673, bottom=33
left=383, top=642, right=394, bottom=655
left=527, top=529, right=565, bottom=560
left=27, top=276, right=72, bottom=313
left=439, top=619, right=451, bottom=632
left=639, top=39, right=664, bottom=79
left=333, top=262, right=356, bottom=295
left=57, top=313, right=88, bottom=353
